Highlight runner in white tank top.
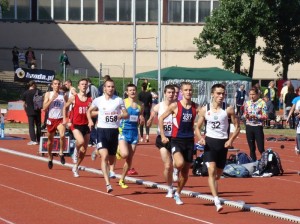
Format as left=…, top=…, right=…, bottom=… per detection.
left=195, top=83, right=240, bottom=212
left=147, top=84, right=177, bottom=198
left=43, top=79, right=67, bottom=169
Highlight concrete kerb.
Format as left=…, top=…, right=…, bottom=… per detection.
left=1, top=147, right=300, bottom=223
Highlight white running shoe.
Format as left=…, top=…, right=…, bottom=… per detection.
left=173, top=168, right=179, bottom=182
left=166, top=188, right=173, bottom=198
left=106, top=184, right=113, bottom=193
left=91, top=149, right=97, bottom=161
left=72, top=148, right=78, bottom=163
left=174, top=193, right=183, bottom=205
left=109, top=171, right=116, bottom=179
left=214, top=199, right=223, bottom=212
left=72, top=166, right=79, bottom=178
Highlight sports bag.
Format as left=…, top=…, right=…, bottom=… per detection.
left=258, top=148, right=284, bottom=176
left=236, top=152, right=253, bottom=165
left=192, top=153, right=208, bottom=176
left=33, top=90, right=43, bottom=110
left=223, top=164, right=250, bottom=178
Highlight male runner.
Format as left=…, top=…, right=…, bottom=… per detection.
left=147, top=84, right=176, bottom=197
left=63, top=78, right=92, bottom=177
left=43, top=78, right=67, bottom=169
left=195, top=83, right=240, bottom=212
left=87, top=79, right=128, bottom=193
left=118, top=83, right=144, bottom=188
left=159, top=82, right=197, bottom=205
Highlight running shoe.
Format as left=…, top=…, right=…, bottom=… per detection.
left=174, top=193, right=183, bottom=205
left=106, top=184, right=113, bottom=193
left=140, top=138, right=144, bottom=143
left=215, top=199, right=223, bottom=212
left=72, top=149, right=78, bottom=163
left=109, top=171, right=116, bottom=179
left=166, top=188, right=173, bottom=198
left=48, top=160, right=53, bottom=169
left=91, top=149, right=97, bottom=161
left=172, top=168, right=179, bottom=182
left=116, top=146, right=121, bottom=160
left=72, top=166, right=79, bottom=178
left=127, top=168, right=138, bottom=175
left=59, top=154, right=65, bottom=165
left=119, top=180, right=128, bottom=189
left=295, top=146, right=300, bottom=155
left=27, top=141, right=38, bottom=145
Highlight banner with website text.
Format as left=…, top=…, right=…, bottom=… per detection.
left=14, top=68, right=55, bottom=84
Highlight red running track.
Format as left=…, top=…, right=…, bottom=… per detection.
left=0, top=133, right=299, bottom=224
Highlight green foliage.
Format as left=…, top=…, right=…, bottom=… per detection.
left=193, top=0, right=270, bottom=76
left=262, top=0, right=300, bottom=80
left=0, top=0, right=9, bottom=12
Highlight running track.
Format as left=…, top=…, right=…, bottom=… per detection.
left=0, top=133, right=300, bottom=224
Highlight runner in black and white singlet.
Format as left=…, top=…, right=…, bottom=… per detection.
left=159, top=82, right=198, bottom=205
left=147, top=85, right=176, bottom=198
left=43, top=78, right=67, bottom=169
left=195, top=83, right=240, bottom=212
left=87, top=79, right=128, bottom=193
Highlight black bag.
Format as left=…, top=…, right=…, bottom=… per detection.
left=192, top=153, right=208, bottom=176
left=33, top=90, right=43, bottom=110
left=258, top=149, right=284, bottom=176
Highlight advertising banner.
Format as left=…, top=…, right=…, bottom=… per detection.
left=14, top=68, right=55, bottom=84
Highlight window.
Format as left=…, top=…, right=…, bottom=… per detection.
left=104, top=0, right=117, bottom=21
left=83, top=0, right=96, bottom=21
left=1, top=0, right=15, bottom=19
left=198, top=0, right=210, bottom=22
left=136, top=0, right=146, bottom=22
left=69, top=0, right=81, bottom=21
left=184, top=1, right=196, bottom=23
left=38, top=0, right=51, bottom=20
left=119, top=0, right=131, bottom=21
left=53, top=0, right=66, bottom=20
left=1, top=0, right=30, bottom=20
left=169, top=0, right=181, bottom=22
left=148, top=0, right=157, bottom=22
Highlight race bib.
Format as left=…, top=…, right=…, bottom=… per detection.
left=104, top=115, right=118, bottom=123
left=129, top=115, right=138, bottom=122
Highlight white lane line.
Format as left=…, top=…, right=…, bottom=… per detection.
left=0, top=163, right=213, bottom=224
left=0, top=184, right=115, bottom=224
left=0, top=217, right=15, bottom=224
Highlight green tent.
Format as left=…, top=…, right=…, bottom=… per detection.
left=136, top=66, right=251, bottom=81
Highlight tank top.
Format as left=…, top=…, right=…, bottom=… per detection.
left=93, top=95, right=125, bottom=129
left=72, top=95, right=92, bottom=125
left=48, top=91, right=65, bottom=119
left=172, top=101, right=197, bottom=138
left=119, top=98, right=141, bottom=130
left=157, top=102, right=173, bottom=137
left=205, top=103, right=229, bottom=139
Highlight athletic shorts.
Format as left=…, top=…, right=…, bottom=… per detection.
left=46, top=118, right=63, bottom=133
left=204, top=136, right=228, bottom=169
left=118, top=129, right=138, bottom=145
left=70, top=124, right=90, bottom=136
left=155, top=135, right=172, bottom=152
left=171, top=137, right=194, bottom=163
left=96, top=128, right=119, bottom=155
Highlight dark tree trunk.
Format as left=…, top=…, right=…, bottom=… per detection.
left=234, top=55, right=242, bottom=74
left=248, top=53, right=255, bottom=78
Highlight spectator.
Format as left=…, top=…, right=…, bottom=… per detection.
left=151, top=88, right=158, bottom=105
left=21, top=80, right=42, bottom=145
left=25, top=47, right=36, bottom=69
left=98, top=75, right=118, bottom=96
left=138, top=82, right=152, bottom=142
left=263, top=95, right=275, bottom=127
left=280, top=80, right=292, bottom=119
left=284, top=85, right=297, bottom=129
left=12, top=46, right=19, bottom=70
left=235, top=84, right=246, bottom=118
left=86, top=78, right=99, bottom=100
left=144, top=79, right=152, bottom=92
left=59, top=50, right=70, bottom=75
left=254, top=83, right=262, bottom=98
left=18, top=49, right=26, bottom=67
left=264, top=81, right=278, bottom=110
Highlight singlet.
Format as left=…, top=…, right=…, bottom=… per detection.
left=172, top=101, right=197, bottom=138
left=205, top=103, right=229, bottom=139
left=119, top=98, right=141, bottom=130
left=72, top=95, right=92, bottom=125
left=93, top=95, right=125, bottom=129
left=48, top=91, right=65, bottom=119
left=157, top=102, right=173, bottom=137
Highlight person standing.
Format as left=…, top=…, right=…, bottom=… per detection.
left=59, top=50, right=70, bottom=75
left=285, top=85, right=297, bottom=129
left=87, top=78, right=128, bottom=193
left=147, top=85, right=177, bottom=198
left=43, top=79, right=67, bottom=169
left=63, top=78, right=92, bottom=177
left=280, top=80, right=292, bottom=119
left=243, top=87, right=267, bottom=161
left=21, top=80, right=42, bottom=145
left=235, top=84, right=246, bottom=117
left=159, top=82, right=197, bottom=205
left=118, top=83, right=144, bottom=188
left=138, top=82, right=152, bottom=142
left=25, top=47, right=36, bottom=68
left=195, top=84, right=240, bottom=212
left=264, top=81, right=277, bottom=110
left=12, top=46, right=19, bottom=70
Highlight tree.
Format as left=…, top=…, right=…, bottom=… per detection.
left=0, top=0, right=10, bottom=19
left=193, top=0, right=271, bottom=78
left=262, top=0, right=300, bottom=80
